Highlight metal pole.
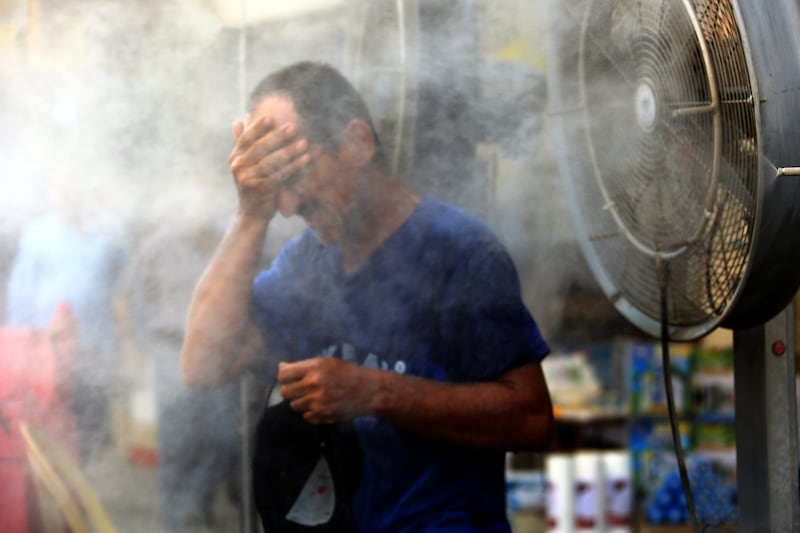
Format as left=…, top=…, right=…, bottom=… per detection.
left=237, top=2, right=254, bottom=532
left=240, top=375, right=258, bottom=533
left=733, top=302, right=800, bottom=532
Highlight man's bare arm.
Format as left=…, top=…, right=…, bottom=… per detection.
left=278, top=358, right=554, bottom=451
left=180, top=215, right=269, bottom=389
left=181, top=115, right=309, bottom=389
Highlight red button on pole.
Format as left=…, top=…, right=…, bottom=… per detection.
left=772, top=340, right=786, bottom=356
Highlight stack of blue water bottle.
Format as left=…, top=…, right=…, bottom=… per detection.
left=645, top=457, right=738, bottom=526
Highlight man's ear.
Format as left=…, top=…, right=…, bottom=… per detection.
left=341, top=119, right=376, bottom=167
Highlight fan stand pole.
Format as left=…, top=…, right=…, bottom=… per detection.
left=733, top=303, right=800, bottom=532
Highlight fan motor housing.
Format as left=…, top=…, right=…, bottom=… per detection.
left=548, top=0, right=800, bottom=339
left=721, top=0, right=800, bottom=330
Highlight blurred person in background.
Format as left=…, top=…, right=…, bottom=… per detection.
left=5, top=160, right=129, bottom=464
left=181, top=61, right=554, bottom=532
left=120, top=208, right=242, bottom=533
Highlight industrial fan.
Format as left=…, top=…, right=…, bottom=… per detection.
left=549, top=0, right=800, bottom=340
left=548, top=0, right=800, bottom=530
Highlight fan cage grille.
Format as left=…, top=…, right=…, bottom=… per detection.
left=563, top=0, right=758, bottom=334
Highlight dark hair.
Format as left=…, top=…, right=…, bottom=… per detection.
left=248, top=61, right=387, bottom=166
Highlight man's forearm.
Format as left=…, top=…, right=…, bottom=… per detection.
left=279, top=357, right=553, bottom=451
left=180, top=213, right=269, bottom=388
left=370, top=362, right=554, bottom=451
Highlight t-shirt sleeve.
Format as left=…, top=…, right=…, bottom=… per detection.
left=248, top=234, right=312, bottom=380
left=251, top=250, right=295, bottom=358
left=439, top=239, right=550, bottom=382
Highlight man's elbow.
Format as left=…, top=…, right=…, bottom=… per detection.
left=504, top=363, right=555, bottom=451
left=515, top=401, right=555, bottom=451
left=180, top=354, right=204, bottom=389
left=534, top=406, right=555, bottom=449
left=179, top=345, right=219, bottom=390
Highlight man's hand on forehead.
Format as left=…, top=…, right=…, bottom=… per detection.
left=228, top=113, right=311, bottom=220
left=232, top=116, right=308, bottom=173
left=238, top=115, right=293, bottom=150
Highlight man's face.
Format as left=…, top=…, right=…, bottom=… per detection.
left=247, top=94, right=359, bottom=244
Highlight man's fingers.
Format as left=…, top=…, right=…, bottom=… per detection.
left=232, top=128, right=307, bottom=183
left=231, top=139, right=309, bottom=189
left=303, top=411, right=330, bottom=425
left=279, top=379, right=306, bottom=400
left=277, top=359, right=314, bottom=384
left=240, top=119, right=298, bottom=161
left=230, top=116, right=286, bottom=165
left=270, top=147, right=311, bottom=185
left=250, top=124, right=302, bottom=166
left=236, top=115, right=275, bottom=149
left=290, top=397, right=333, bottom=425
left=232, top=120, right=244, bottom=141
left=255, top=138, right=308, bottom=175
left=288, top=396, right=310, bottom=412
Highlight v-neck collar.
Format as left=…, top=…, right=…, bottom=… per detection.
left=327, top=195, right=431, bottom=284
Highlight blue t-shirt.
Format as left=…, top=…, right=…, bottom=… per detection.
left=250, top=196, right=550, bottom=532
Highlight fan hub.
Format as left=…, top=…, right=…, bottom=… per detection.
left=634, top=80, right=658, bottom=132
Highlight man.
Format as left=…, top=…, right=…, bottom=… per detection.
left=181, top=61, right=553, bottom=532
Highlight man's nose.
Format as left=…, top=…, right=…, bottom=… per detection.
left=277, top=187, right=301, bottom=217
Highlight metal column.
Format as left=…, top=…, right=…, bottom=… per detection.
left=733, top=303, right=800, bottom=532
